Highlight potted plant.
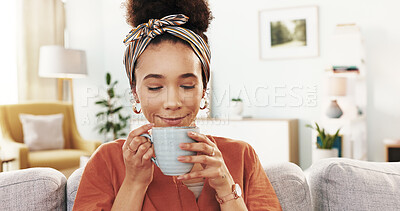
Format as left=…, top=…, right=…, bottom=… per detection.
left=306, top=122, right=341, bottom=162
left=229, top=97, right=243, bottom=119
left=95, top=72, right=130, bottom=142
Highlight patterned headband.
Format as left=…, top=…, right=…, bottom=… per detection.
left=123, top=14, right=211, bottom=90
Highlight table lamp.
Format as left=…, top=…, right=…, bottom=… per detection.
left=38, top=45, right=87, bottom=102
left=326, top=76, right=347, bottom=118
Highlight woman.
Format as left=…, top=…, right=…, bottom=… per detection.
left=73, top=0, right=281, bottom=210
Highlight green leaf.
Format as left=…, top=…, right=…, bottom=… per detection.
left=95, top=100, right=109, bottom=107
left=305, top=124, right=314, bottom=129
left=310, top=122, right=341, bottom=149
left=95, top=72, right=129, bottom=139
left=115, top=123, right=121, bottom=131
left=111, top=81, right=118, bottom=87
left=108, top=88, right=115, bottom=98
left=95, top=100, right=106, bottom=104
left=321, top=129, right=326, bottom=140
left=96, top=112, right=105, bottom=117
left=111, top=106, right=123, bottom=114
left=105, top=121, right=113, bottom=131
left=333, top=128, right=341, bottom=140
left=106, top=73, right=111, bottom=85
left=315, top=123, right=321, bottom=133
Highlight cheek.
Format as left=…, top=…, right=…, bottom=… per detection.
left=140, top=93, right=163, bottom=106
left=139, top=96, right=162, bottom=123
left=135, top=87, right=162, bottom=114
left=182, top=88, right=203, bottom=107
left=136, top=84, right=161, bottom=104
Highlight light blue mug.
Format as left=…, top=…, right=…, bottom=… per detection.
left=140, top=126, right=199, bottom=176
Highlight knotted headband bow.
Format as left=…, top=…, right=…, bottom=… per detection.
left=123, top=14, right=211, bottom=90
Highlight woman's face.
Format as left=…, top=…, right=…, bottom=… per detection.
left=133, top=41, right=204, bottom=127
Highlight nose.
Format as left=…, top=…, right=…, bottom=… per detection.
left=163, top=87, right=182, bottom=110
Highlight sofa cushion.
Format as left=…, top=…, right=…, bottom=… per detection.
left=19, top=113, right=65, bottom=151
left=29, top=149, right=90, bottom=170
left=308, top=158, right=400, bottom=210
left=265, top=162, right=312, bottom=211
left=0, top=167, right=67, bottom=210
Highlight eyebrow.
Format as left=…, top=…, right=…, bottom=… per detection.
left=143, top=74, right=164, bottom=80
left=143, top=73, right=198, bottom=80
left=180, top=73, right=198, bottom=79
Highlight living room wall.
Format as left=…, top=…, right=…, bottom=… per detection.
left=66, top=0, right=400, bottom=169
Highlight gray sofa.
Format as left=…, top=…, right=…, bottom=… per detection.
left=1, top=158, right=400, bottom=210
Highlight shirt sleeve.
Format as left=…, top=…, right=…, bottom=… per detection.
left=244, top=145, right=282, bottom=211
left=72, top=145, right=116, bottom=211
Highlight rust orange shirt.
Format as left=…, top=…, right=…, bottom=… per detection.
left=73, top=136, right=282, bottom=210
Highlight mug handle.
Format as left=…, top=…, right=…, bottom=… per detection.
left=140, top=134, right=159, bottom=167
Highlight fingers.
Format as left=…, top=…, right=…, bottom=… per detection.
left=179, top=142, right=218, bottom=157
left=142, top=146, right=154, bottom=161
left=124, top=123, right=154, bottom=153
left=134, top=141, right=152, bottom=158
left=177, top=168, right=212, bottom=180
left=123, top=137, right=153, bottom=166
left=128, top=123, right=154, bottom=140
left=177, top=154, right=218, bottom=165
left=176, top=155, right=214, bottom=180
left=128, top=137, right=148, bottom=153
left=187, top=131, right=215, bottom=146
left=134, top=142, right=153, bottom=165
left=186, top=131, right=217, bottom=156
left=177, top=167, right=222, bottom=180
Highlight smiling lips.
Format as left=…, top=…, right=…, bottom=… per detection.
left=158, top=115, right=188, bottom=126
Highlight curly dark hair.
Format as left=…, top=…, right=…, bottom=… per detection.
left=124, top=0, right=213, bottom=43
left=124, top=0, right=213, bottom=89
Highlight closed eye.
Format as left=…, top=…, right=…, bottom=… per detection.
left=181, top=85, right=195, bottom=89
left=148, top=86, right=162, bottom=91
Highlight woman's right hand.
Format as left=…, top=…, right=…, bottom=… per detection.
left=122, top=123, right=155, bottom=186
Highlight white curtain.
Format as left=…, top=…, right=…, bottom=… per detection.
left=17, top=0, right=65, bottom=101
left=0, top=1, right=18, bottom=105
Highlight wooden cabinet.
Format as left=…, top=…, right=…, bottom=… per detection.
left=130, top=118, right=299, bottom=167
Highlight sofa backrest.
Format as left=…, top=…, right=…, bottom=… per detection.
left=67, top=167, right=84, bottom=211
left=307, top=158, right=400, bottom=211
left=6, top=159, right=400, bottom=210
left=265, top=162, right=313, bottom=211
left=0, top=102, right=76, bottom=149
left=67, top=162, right=313, bottom=211
left=0, top=167, right=67, bottom=210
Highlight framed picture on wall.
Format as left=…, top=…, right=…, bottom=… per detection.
left=259, top=6, right=319, bottom=60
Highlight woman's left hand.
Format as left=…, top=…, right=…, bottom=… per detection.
left=177, top=131, right=234, bottom=192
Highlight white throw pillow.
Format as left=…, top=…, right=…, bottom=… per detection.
left=19, top=113, right=65, bottom=151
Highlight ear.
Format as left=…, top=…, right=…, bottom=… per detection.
left=132, top=87, right=140, bottom=103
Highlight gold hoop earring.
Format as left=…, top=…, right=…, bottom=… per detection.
left=133, top=102, right=141, bottom=114
left=200, top=97, right=208, bottom=110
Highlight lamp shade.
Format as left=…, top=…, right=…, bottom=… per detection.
left=39, top=45, right=87, bottom=78
left=328, top=77, right=347, bottom=96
